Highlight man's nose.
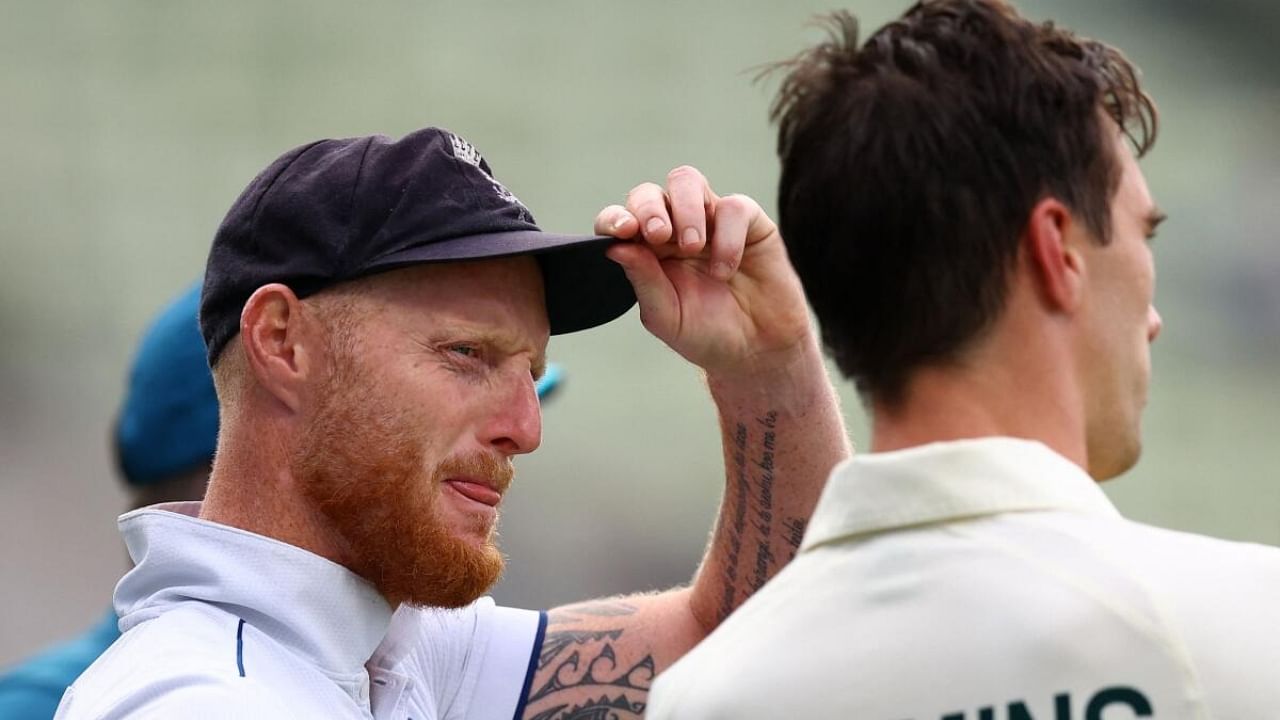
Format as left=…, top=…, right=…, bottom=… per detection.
left=1147, top=305, right=1163, bottom=343
left=484, top=375, right=543, bottom=457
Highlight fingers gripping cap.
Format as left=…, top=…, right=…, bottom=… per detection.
left=199, top=127, right=636, bottom=366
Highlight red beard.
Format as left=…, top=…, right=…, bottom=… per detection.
left=293, top=352, right=510, bottom=609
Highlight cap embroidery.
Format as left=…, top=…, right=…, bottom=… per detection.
left=447, top=132, right=533, bottom=223
left=449, top=132, right=484, bottom=168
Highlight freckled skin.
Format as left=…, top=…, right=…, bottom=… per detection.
left=294, top=257, right=550, bottom=608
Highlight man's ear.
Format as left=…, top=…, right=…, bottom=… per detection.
left=1022, top=197, right=1087, bottom=314
left=238, top=284, right=320, bottom=412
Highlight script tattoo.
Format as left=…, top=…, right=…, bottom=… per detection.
left=782, top=515, right=807, bottom=560
left=720, top=410, right=789, bottom=621
left=523, top=602, right=654, bottom=720
left=747, top=411, right=778, bottom=593
left=719, top=421, right=750, bottom=621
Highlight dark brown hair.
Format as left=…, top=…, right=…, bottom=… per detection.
left=770, top=0, right=1157, bottom=403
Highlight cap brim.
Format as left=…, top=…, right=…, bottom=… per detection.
left=363, top=231, right=637, bottom=335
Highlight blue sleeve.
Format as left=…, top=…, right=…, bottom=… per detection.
left=0, top=683, right=65, bottom=720
left=0, top=611, right=120, bottom=720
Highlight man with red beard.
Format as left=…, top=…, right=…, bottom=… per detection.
left=56, top=127, right=849, bottom=719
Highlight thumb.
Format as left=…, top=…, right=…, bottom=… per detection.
left=606, top=243, right=680, bottom=339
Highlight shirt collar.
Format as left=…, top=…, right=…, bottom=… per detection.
left=801, top=437, right=1121, bottom=552
left=114, top=501, right=393, bottom=678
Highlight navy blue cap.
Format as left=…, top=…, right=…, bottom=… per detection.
left=200, top=127, right=637, bottom=365
left=115, top=282, right=220, bottom=486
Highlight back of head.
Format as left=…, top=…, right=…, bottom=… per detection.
left=114, top=282, right=219, bottom=505
left=771, top=0, right=1156, bottom=404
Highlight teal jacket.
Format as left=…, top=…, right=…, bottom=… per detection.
left=0, top=610, right=120, bottom=719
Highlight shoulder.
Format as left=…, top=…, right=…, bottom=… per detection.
left=95, top=603, right=242, bottom=674
left=57, top=674, right=293, bottom=720
left=374, top=598, right=545, bottom=720
left=377, top=597, right=543, bottom=668
left=376, top=596, right=491, bottom=669
left=60, top=605, right=293, bottom=720
left=1106, top=521, right=1280, bottom=703
left=645, top=562, right=812, bottom=719
left=1113, top=517, right=1280, bottom=567
left=653, top=517, right=1280, bottom=717
left=0, top=616, right=118, bottom=718
left=1090, top=517, right=1280, bottom=611
left=946, top=511, right=1280, bottom=680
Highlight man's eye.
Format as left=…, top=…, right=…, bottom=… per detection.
left=449, top=345, right=479, bottom=358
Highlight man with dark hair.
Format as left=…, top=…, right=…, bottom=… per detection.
left=649, top=1, right=1280, bottom=717
left=56, top=127, right=849, bottom=719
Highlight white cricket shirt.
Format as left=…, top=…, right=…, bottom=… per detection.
left=649, top=438, right=1280, bottom=719
left=55, top=502, right=545, bottom=720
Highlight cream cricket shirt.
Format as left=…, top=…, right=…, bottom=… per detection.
left=55, top=503, right=545, bottom=720
left=648, top=438, right=1280, bottom=719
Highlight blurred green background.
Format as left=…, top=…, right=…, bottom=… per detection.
left=1, top=0, right=1276, bottom=666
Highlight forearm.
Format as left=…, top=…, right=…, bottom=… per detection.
left=689, top=331, right=852, bottom=630
left=526, top=173, right=851, bottom=720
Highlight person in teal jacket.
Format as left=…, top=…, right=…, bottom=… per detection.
left=0, top=279, right=565, bottom=718
left=0, top=283, right=220, bottom=712
left=0, top=282, right=219, bottom=719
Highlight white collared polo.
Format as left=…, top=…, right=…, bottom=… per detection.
left=55, top=502, right=545, bottom=720
left=648, top=438, right=1280, bottom=720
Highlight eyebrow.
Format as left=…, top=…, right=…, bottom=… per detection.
left=1145, top=208, right=1168, bottom=237
left=417, top=323, right=548, bottom=377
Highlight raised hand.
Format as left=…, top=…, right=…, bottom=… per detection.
left=594, top=166, right=811, bottom=379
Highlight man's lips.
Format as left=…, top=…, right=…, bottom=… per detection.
left=444, top=479, right=503, bottom=507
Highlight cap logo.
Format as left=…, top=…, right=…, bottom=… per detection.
left=449, top=132, right=484, bottom=168
left=448, top=132, right=533, bottom=223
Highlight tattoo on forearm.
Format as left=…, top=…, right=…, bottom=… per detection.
left=782, top=516, right=807, bottom=560
left=719, top=410, right=791, bottom=621
left=524, top=603, right=653, bottom=720
left=748, top=411, right=778, bottom=593
left=536, top=628, right=623, bottom=671
left=719, top=421, right=750, bottom=620
left=527, top=694, right=645, bottom=720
